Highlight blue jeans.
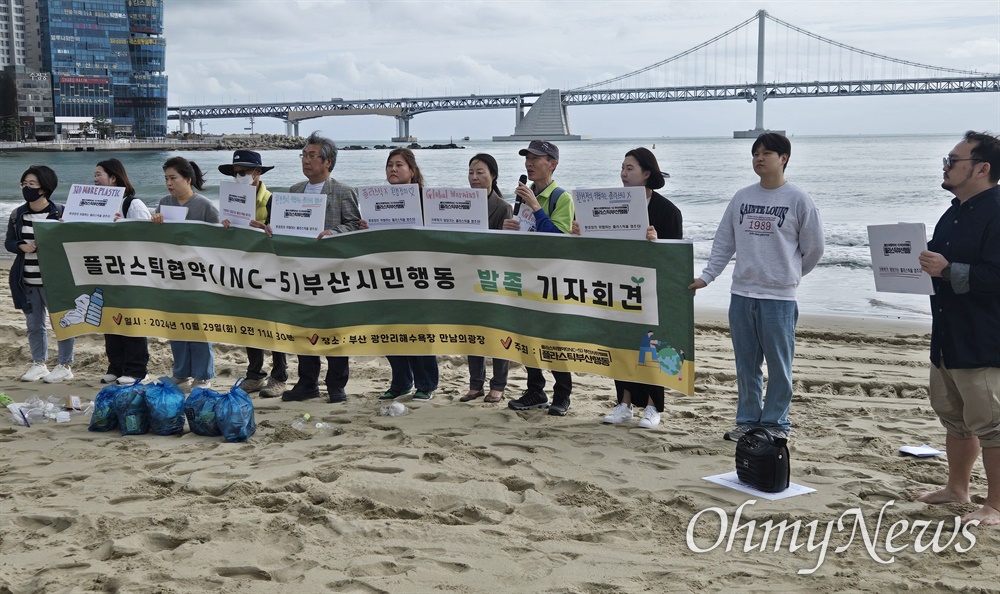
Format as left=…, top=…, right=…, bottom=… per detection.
left=170, top=341, right=215, bottom=381
left=387, top=355, right=438, bottom=392
left=24, top=286, right=74, bottom=365
left=728, top=294, right=798, bottom=432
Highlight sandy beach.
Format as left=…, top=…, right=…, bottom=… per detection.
left=1, top=271, right=998, bottom=593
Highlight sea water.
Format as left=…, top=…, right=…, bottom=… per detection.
left=0, top=134, right=960, bottom=321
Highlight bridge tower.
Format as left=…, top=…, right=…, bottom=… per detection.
left=734, top=10, right=785, bottom=139
left=493, top=89, right=586, bottom=141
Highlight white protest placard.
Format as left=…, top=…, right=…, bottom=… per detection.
left=357, top=184, right=423, bottom=228
left=158, top=205, right=188, bottom=221
left=574, top=186, right=649, bottom=240
left=62, top=184, right=125, bottom=222
left=422, top=187, right=488, bottom=230
left=867, top=223, right=933, bottom=295
left=269, top=192, right=327, bottom=238
left=514, top=202, right=535, bottom=232
left=218, top=181, right=257, bottom=227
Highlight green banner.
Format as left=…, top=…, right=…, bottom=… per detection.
left=34, top=221, right=695, bottom=394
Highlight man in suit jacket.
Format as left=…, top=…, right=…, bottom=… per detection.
left=282, top=132, right=362, bottom=404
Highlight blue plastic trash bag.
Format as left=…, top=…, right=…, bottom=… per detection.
left=215, top=378, right=256, bottom=443
left=143, top=377, right=186, bottom=436
left=89, top=384, right=124, bottom=432
left=184, top=386, right=223, bottom=437
left=114, top=382, right=149, bottom=436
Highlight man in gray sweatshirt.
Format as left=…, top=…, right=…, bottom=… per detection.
left=689, top=133, right=824, bottom=441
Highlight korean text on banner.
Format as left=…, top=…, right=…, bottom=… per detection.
left=34, top=223, right=696, bottom=394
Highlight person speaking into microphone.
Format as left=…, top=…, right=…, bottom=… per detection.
left=501, top=140, right=576, bottom=417
left=502, top=140, right=575, bottom=234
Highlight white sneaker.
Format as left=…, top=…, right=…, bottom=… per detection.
left=100, top=373, right=118, bottom=384
left=116, top=375, right=147, bottom=386
left=43, top=364, right=74, bottom=384
left=602, top=402, right=634, bottom=424
left=21, top=363, right=49, bottom=382
left=637, top=406, right=661, bottom=429
left=191, top=379, right=212, bottom=390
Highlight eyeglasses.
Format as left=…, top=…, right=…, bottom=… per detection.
left=943, top=156, right=983, bottom=168
left=19, top=181, right=39, bottom=188
left=299, top=153, right=324, bottom=161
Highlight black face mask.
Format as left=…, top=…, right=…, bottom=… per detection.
left=22, top=187, right=44, bottom=203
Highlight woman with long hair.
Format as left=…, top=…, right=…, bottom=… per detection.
left=377, top=148, right=439, bottom=402
left=151, top=156, right=219, bottom=389
left=95, top=158, right=151, bottom=384
left=573, top=148, right=683, bottom=429
left=460, top=153, right=511, bottom=404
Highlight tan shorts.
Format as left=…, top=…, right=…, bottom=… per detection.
left=929, top=365, right=1000, bottom=448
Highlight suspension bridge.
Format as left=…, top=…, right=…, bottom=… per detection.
left=167, top=10, right=999, bottom=141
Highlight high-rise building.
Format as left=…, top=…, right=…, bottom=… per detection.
left=0, top=0, right=29, bottom=67
left=1, top=1, right=55, bottom=140
left=32, top=0, right=167, bottom=137
left=0, top=66, right=56, bottom=140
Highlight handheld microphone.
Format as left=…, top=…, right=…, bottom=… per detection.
left=513, top=174, right=527, bottom=215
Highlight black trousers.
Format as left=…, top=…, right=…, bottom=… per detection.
left=246, top=348, right=288, bottom=382
left=295, top=355, right=349, bottom=391
left=614, top=380, right=665, bottom=412
left=105, top=334, right=149, bottom=378
left=526, top=367, right=572, bottom=400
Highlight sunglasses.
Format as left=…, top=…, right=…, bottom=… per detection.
left=943, top=156, right=982, bottom=168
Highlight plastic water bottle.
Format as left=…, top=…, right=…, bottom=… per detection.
left=291, top=413, right=312, bottom=431
left=379, top=402, right=409, bottom=417
left=314, top=422, right=341, bottom=437
left=86, top=288, right=104, bottom=326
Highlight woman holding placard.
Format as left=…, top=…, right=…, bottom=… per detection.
left=95, top=158, right=150, bottom=385
left=573, top=148, right=682, bottom=429
left=6, top=165, right=76, bottom=383
left=377, top=148, right=440, bottom=402
left=151, top=156, right=218, bottom=390
left=460, top=153, right=512, bottom=404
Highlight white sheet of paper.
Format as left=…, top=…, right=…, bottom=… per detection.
left=62, top=184, right=125, bottom=222
left=159, top=205, right=189, bottom=221
left=899, top=444, right=945, bottom=457
left=218, top=181, right=257, bottom=227
left=422, top=187, right=488, bottom=230
left=867, top=223, right=934, bottom=295
left=268, top=192, right=327, bottom=238
left=574, top=186, right=649, bottom=240
left=702, top=471, right=816, bottom=501
left=514, top=205, right=535, bottom=232
left=357, top=184, right=423, bottom=228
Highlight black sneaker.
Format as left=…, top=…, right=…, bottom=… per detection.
left=328, top=387, right=347, bottom=404
left=508, top=389, right=549, bottom=411
left=548, top=395, right=570, bottom=416
left=281, top=383, right=321, bottom=402
left=379, top=388, right=411, bottom=401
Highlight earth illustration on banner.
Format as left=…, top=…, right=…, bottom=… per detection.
left=658, top=347, right=684, bottom=376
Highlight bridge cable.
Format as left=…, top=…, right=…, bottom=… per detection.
left=765, top=12, right=984, bottom=77
left=570, top=13, right=759, bottom=90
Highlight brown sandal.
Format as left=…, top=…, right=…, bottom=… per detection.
left=484, top=390, right=505, bottom=403
left=460, top=389, right=484, bottom=402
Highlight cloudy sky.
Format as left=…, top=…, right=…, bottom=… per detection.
left=164, top=0, right=1000, bottom=139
